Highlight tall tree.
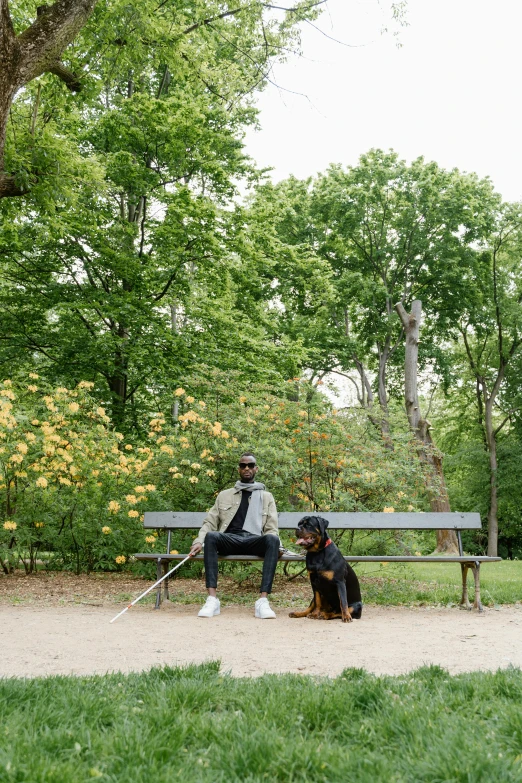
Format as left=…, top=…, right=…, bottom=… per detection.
left=309, top=150, right=499, bottom=435
left=457, top=205, right=522, bottom=556
left=395, top=299, right=457, bottom=552
left=0, top=0, right=325, bottom=198
left=0, top=0, right=319, bottom=427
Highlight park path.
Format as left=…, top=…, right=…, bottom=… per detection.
left=2, top=603, right=522, bottom=678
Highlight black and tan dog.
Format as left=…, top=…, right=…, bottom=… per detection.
left=289, top=515, right=362, bottom=622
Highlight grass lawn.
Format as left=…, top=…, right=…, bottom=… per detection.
left=1, top=663, right=522, bottom=782
left=354, top=559, right=522, bottom=607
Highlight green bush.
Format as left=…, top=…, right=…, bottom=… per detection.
left=1, top=376, right=428, bottom=573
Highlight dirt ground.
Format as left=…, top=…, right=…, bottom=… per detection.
left=1, top=572, right=522, bottom=678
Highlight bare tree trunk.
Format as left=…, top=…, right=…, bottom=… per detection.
left=396, top=299, right=458, bottom=554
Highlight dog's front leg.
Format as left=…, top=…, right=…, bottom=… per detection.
left=336, top=581, right=352, bottom=623
left=289, top=597, right=315, bottom=618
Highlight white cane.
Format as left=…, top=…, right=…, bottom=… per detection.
left=109, top=554, right=193, bottom=623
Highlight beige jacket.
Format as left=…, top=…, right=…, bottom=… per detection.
left=194, top=486, right=279, bottom=546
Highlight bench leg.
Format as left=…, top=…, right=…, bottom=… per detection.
left=154, top=558, right=163, bottom=610
left=471, top=561, right=484, bottom=613
left=459, top=563, right=471, bottom=610
left=164, top=562, right=170, bottom=602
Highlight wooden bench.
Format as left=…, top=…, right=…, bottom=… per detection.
left=135, top=511, right=501, bottom=612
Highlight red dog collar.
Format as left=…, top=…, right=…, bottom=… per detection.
left=324, top=538, right=332, bottom=547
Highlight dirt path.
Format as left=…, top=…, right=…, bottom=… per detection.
left=3, top=602, right=522, bottom=679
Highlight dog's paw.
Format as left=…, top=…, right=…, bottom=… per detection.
left=288, top=611, right=298, bottom=618
left=342, top=614, right=353, bottom=623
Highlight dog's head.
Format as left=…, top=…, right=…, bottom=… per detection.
left=295, top=516, right=329, bottom=552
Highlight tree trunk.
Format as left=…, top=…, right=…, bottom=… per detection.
left=395, top=299, right=459, bottom=554
left=484, top=398, right=499, bottom=556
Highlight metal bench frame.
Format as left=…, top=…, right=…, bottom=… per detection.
left=135, top=511, right=501, bottom=613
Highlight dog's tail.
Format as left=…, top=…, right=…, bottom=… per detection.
left=349, top=601, right=363, bottom=620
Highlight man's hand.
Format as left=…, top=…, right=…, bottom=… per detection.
left=189, top=542, right=202, bottom=557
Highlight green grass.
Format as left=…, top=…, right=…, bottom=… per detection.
left=176, top=560, right=522, bottom=608
left=353, top=560, right=522, bottom=607
left=1, top=663, right=522, bottom=782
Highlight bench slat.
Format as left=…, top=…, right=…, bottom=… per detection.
left=134, top=553, right=500, bottom=563
left=143, top=511, right=482, bottom=530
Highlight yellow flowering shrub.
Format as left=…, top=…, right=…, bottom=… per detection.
left=1, top=376, right=428, bottom=575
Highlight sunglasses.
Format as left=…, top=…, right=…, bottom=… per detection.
left=238, top=462, right=256, bottom=469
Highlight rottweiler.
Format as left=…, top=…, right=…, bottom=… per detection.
left=289, top=515, right=362, bottom=623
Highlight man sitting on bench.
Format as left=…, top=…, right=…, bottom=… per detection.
left=189, top=452, right=280, bottom=619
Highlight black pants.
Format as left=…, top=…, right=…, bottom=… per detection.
left=204, top=530, right=280, bottom=594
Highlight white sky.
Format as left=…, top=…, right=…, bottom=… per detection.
left=245, top=0, right=522, bottom=202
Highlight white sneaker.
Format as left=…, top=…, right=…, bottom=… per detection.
left=255, top=597, right=276, bottom=619
left=198, top=596, right=220, bottom=617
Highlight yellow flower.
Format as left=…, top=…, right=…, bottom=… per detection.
left=407, top=504, right=415, bottom=512
left=25, top=432, right=36, bottom=442
left=36, top=477, right=48, bottom=488
left=55, top=387, right=68, bottom=394
left=3, top=520, right=16, bottom=531
left=10, top=454, right=24, bottom=464
left=31, top=419, right=39, bottom=426
left=96, top=407, right=106, bottom=417
left=160, top=444, right=174, bottom=455
left=29, top=373, right=39, bottom=379
left=191, top=463, right=201, bottom=470
left=221, top=431, right=229, bottom=439
left=27, top=384, right=38, bottom=392
left=198, top=401, right=206, bottom=408
left=115, top=555, right=126, bottom=565
left=186, top=395, right=195, bottom=403
left=34, top=522, right=44, bottom=529
left=145, top=535, right=156, bottom=544
left=189, top=476, right=199, bottom=484
left=173, top=473, right=183, bottom=479
left=145, top=484, right=156, bottom=492
left=298, top=410, right=307, bottom=417
left=108, top=500, right=121, bottom=514
left=206, top=469, right=215, bottom=477
left=92, top=469, right=100, bottom=477
left=174, top=387, right=185, bottom=396
left=59, top=477, right=72, bottom=485
left=124, top=444, right=133, bottom=451
left=128, top=510, right=139, bottom=518
left=77, top=380, right=94, bottom=389
left=102, top=526, right=111, bottom=535
left=239, top=396, right=247, bottom=403
left=68, top=402, right=80, bottom=413
left=170, top=549, right=179, bottom=555
left=383, top=506, right=395, bottom=513
left=134, top=485, right=146, bottom=493
left=126, top=494, right=137, bottom=505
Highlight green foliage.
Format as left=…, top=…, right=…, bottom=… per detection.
left=0, top=375, right=428, bottom=573
left=2, top=664, right=522, bottom=781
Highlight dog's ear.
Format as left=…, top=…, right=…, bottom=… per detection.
left=317, top=516, right=329, bottom=540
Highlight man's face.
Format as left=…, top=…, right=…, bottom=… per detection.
left=238, top=457, right=258, bottom=483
